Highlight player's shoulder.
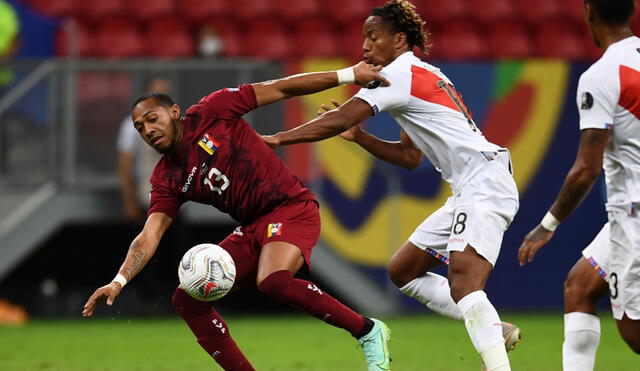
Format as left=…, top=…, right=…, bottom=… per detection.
left=580, top=37, right=640, bottom=82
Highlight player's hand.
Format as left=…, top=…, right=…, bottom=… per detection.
left=261, top=134, right=281, bottom=149
left=82, top=282, right=123, bottom=317
left=352, top=61, right=390, bottom=88
left=316, top=98, right=342, bottom=116
left=518, top=224, right=555, bottom=266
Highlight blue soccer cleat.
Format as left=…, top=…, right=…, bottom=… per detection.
left=358, top=318, right=391, bottom=370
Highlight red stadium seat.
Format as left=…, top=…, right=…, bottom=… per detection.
left=565, top=0, right=586, bottom=23
left=469, top=0, right=518, bottom=24
left=430, top=21, right=488, bottom=61
left=77, top=0, right=124, bottom=20
left=126, top=0, right=175, bottom=21
left=231, top=0, right=277, bottom=22
left=340, top=22, right=367, bottom=63
left=245, top=19, right=292, bottom=61
left=293, top=19, right=341, bottom=58
left=514, top=0, right=567, bottom=23
left=146, top=18, right=195, bottom=58
left=325, top=0, right=371, bottom=24
left=26, top=0, right=77, bottom=18
left=275, top=0, right=322, bottom=22
left=535, top=21, right=587, bottom=60
left=180, top=0, right=230, bottom=23
left=488, top=22, right=534, bottom=59
left=55, top=20, right=94, bottom=57
left=419, top=0, right=469, bottom=25
left=95, top=17, right=146, bottom=58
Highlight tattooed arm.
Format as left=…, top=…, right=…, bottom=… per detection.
left=82, top=212, right=173, bottom=317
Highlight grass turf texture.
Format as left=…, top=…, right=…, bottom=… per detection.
left=0, top=314, right=636, bottom=371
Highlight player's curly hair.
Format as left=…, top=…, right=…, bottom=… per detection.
left=370, top=0, right=429, bottom=52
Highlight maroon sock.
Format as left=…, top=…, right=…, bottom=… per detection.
left=258, top=270, right=366, bottom=337
left=172, top=288, right=254, bottom=371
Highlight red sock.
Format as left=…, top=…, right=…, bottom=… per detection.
left=172, top=288, right=254, bottom=371
left=258, top=270, right=366, bottom=337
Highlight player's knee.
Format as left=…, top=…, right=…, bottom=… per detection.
left=172, top=287, right=210, bottom=318
left=388, top=261, right=412, bottom=288
left=563, top=276, right=591, bottom=311
left=257, top=270, right=293, bottom=300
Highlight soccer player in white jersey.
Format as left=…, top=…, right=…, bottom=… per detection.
left=264, top=1, right=519, bottom=369
left=518, top=0, right=640, bottom=369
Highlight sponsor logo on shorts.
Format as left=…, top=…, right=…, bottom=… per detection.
left=448, top=237, right=465, bottom=244
left=267, top=223, right=283, bottom=238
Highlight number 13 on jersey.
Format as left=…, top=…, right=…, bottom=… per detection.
left=204, top=168, right=230, bottom=195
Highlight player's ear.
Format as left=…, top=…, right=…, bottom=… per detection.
left=394, top=32, right=407, bottom=50
left=170, top=104, right=181, bottom=119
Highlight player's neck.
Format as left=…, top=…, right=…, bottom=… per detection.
left=598, top=25, right=634, bottom=51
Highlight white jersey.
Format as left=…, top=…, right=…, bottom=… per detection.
left=577, top=36, right=640, bottom=209
left=355, top=52, right=503, bottom=193
left=116, top=116, right=162, bottom=206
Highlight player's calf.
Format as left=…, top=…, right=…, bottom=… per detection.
left=172, top=288, right=254, bottom=371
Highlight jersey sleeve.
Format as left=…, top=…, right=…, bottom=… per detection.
left=190, top=84, right=258, bottom=119
left=147, top=167, right=184, bottom=219
left=354, top=68, right=409, bottom=114
left=576, top=68, right=618, bottom=130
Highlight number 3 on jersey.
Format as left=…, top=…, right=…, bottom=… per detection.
left=204, top=168, right=229, bottom=195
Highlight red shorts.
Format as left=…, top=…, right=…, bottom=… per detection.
left=217, top=199, right=320, bottom=289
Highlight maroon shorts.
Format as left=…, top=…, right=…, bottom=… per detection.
left=217, top=198, right=320, bottom=289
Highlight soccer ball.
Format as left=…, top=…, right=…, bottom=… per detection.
left=178, top=243, right=236, bottom=301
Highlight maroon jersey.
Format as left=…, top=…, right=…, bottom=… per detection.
left=148, top=84, right=315, bottom=223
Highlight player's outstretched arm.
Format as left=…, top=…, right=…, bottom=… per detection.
left=318, top=99, right=423, bottom=170
left=82, top=212, right=173, bottom=317
left=263, top=96, right=374, bottom=148
left=251, top=61, right=389, bottom=108
left=518, top=128, right=610, bottom=266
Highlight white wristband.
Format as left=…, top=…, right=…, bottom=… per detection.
left=336, top=67, right=355, bottom=85
left=540, top=211, right=560, bottom=231
left=112, top=273, right=127, bottom=287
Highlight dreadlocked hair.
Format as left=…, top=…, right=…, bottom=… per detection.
left=371, top=0, right=429, bottom=52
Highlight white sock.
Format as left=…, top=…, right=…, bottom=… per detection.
left=562, top=312, right=600, bottom=371
left=457, top=291, right=510, bottom=371
left=399, top=273, right=463, bottom=321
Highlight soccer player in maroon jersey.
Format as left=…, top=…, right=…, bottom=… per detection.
left=81, top=63, right=393, bottom=371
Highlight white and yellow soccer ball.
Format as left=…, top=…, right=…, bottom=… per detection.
left=178, top=243, right=236, bottom=301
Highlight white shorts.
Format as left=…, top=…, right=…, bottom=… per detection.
left=408, top=152, right=519, bottom=267
left=581, top=223, right=610, bottom=283
left=608, top=211, right=640, bottom=320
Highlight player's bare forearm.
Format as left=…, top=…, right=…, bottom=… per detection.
left=353, top=130, right=422, bottom=170
left=547, top=129, right=609, bottom=221
left=548, top=166, right=599, bottom=220
left=118, top=235, right=155, bottom=281
left=266, top=97, right=373, bottom=147
left=252, top=62, right=389, bottom=107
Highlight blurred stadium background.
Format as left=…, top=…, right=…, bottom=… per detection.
left=0, top=0, right=638, bottom=370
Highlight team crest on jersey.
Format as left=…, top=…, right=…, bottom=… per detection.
left=267, top=223, right=283, bottom=238
left=198, top=133, right=219, bottom=155
left=581, top=92, right=594, bottom=110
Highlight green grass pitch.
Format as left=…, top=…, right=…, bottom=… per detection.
left=0, top=314, right=637, bottom=370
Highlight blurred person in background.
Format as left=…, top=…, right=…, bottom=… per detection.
left=117, top=76, right=168, bottom=223
left=264, top=1, right=520, bottom=370
left=518, top=0, right=640, bottom=369
left=82, top=63, right=394, bottom=371
left=197, top=25, right=223, bottom=59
